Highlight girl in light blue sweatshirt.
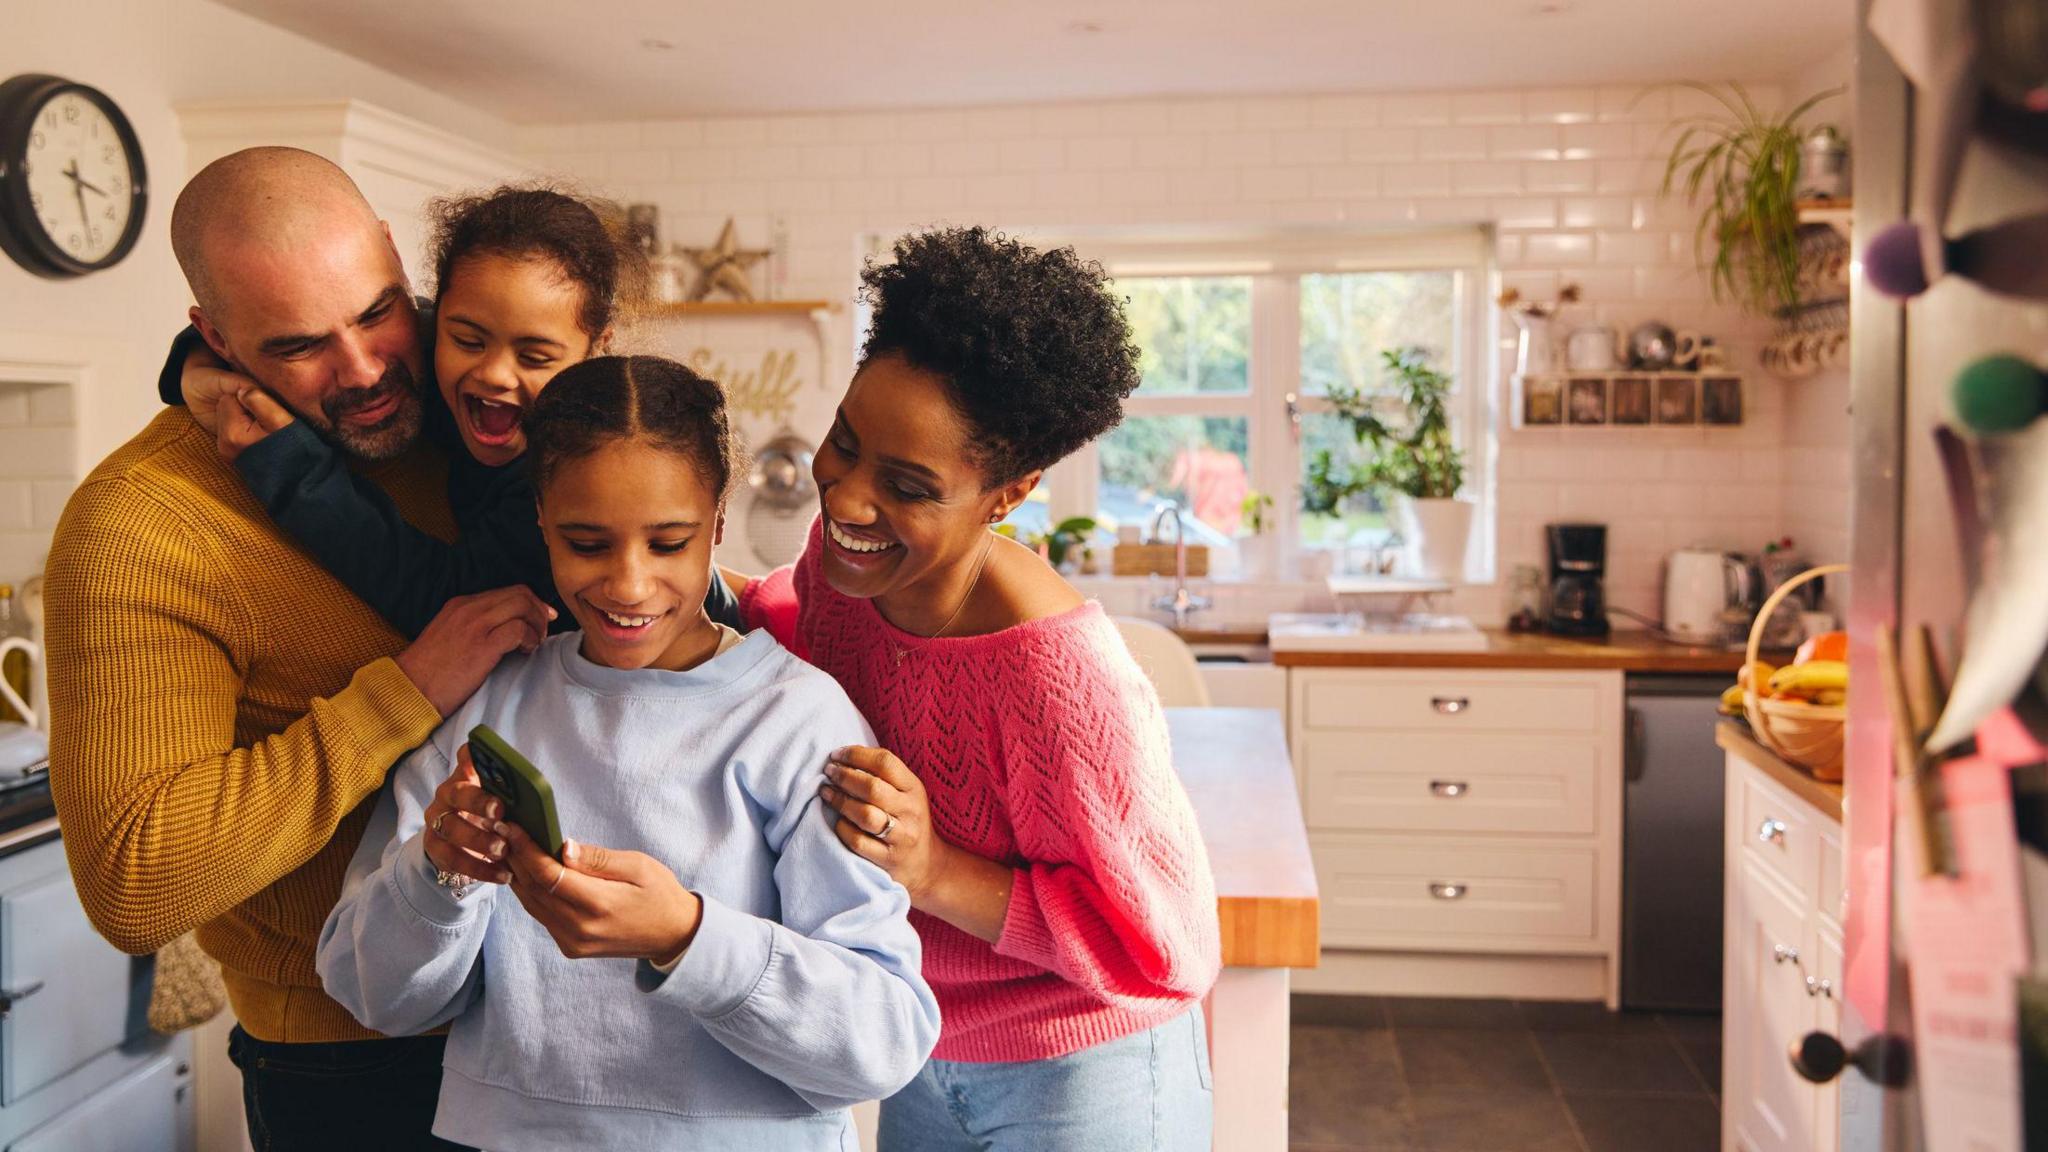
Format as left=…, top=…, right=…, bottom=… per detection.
left=318, top=355, right=939, bottom=1152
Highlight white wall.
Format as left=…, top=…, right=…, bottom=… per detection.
left=520, top=77, right=1860, bottom=622
left=1779, top=41, right=1859, bottom=575
left=1, top=0, right=512, bottom=491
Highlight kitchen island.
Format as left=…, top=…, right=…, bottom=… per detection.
left=1167, top=707, right=1319, bottom=1152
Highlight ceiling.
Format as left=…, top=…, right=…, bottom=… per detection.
left=215, top=0, right=1856, bottom=123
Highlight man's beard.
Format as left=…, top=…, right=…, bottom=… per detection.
left=312, top=361, right=424, bottom=461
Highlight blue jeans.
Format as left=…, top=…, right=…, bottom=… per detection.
left=878, top=1006, right=1212, bottom=1152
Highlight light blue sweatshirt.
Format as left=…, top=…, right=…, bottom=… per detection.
left=316, top=629, right=940, bottom=1152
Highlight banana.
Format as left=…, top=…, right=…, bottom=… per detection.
left=1719, top=683, right=1748, bottom=714
left=1768, top=660, right=1848, bottom=698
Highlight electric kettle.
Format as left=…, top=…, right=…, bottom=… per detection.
left=1664, top=548, right=1746, bottom=644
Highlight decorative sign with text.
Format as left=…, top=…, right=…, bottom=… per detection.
left=683, top=347, right=805, bottom=428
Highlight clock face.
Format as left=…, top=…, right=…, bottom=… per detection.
left=0, top=74, right=148, bottom=279
left=24, top=89, right=134, bottom=266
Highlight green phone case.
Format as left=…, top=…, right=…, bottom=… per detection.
left=467, top=724, right=565, bottom=859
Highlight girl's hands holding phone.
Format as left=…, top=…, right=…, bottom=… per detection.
left=497, top=825, right=703, bottom=965
left=422, top=746, right=513, bottom=885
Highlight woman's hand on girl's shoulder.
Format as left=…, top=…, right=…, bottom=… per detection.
left=818, top=746, right=941, bottom=899
left=497, top=827, right=703, bottom=965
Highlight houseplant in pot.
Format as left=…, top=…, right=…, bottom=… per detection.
left=1656, top=81, right=1844, bottom=314
left=1301, top=347, right=1470, bottom=580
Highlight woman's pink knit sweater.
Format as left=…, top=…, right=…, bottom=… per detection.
left=741, top=529, right=1221, bottom=1062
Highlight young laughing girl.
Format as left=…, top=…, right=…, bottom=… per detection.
left=318, top=355, right=938, bottom=1151
left=161, top=185, right=741, bottom=635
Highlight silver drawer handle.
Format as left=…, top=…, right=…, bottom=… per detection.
left=1430, top=696, right=1470, bottom=715
left=1758, top=818, right=1788, bottom=845
left=1429, top=780, right=1469, bottom=798
left=1428, top=882, right=1468, bottom=900
left=1773, top=943, right=1802, bottom=967
left=1805, top=976, right=1835, bottom=999
left=0, top=980, right=44, bottom=1016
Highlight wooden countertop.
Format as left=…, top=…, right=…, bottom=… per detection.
left=1172, top=626, right=1269, bottom=647
left=1717, top=721, right=1843, bottom=824
left=1168, top=708, right=1320, bottom=969
left=1274, top=627, right=1773, bottom=673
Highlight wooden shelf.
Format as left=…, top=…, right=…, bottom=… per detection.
left=1512, top=371, right=1746, bottom=429
left=647, top=299, right=835, bottom=318
left=1797, top=198, right=1852, bottom=238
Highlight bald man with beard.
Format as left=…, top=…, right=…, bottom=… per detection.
left=45, top=148, right=552, bottom=1151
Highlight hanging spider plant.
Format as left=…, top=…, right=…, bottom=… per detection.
left=1657, top=82, right=1843, bottom=315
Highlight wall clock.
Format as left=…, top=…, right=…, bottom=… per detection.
left=0, top=74, right=148, bottom=279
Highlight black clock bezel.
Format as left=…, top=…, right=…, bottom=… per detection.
left=0, top=73, right=150, bottom=280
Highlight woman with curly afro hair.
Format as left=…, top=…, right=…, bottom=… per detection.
left=730, top=226, right=1220, bottom=1150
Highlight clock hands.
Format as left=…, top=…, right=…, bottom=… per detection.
left=62, top=159, right=107, bottom=249
left=62, top=159, right=108, bottom=198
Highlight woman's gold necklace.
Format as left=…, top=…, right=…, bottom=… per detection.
left=892, top=531, right=997, bottom=667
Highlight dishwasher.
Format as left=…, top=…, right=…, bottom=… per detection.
left=1620, top=672, right=1729, bottom=1014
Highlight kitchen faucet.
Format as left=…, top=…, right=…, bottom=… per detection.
left=1148, top=500, right=1212, bottom=630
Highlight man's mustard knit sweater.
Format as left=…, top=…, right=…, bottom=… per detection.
left=47, top=408, right=454, bottom=1043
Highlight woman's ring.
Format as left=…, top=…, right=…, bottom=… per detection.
left=432, top=811, right=449, bottom=839
left=874, top=815, right=897, bottom=843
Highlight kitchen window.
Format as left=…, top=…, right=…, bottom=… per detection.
left=1030, top=228, right=1497, bottom=582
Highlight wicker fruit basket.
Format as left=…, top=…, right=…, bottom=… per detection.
left=1743, top=563, right=1849, bottom=782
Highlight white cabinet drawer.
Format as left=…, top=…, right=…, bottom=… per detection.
left=1740, top=770, right=1819, bottom=907
left=1301, top=674, right=1603, bottom=734
left=1313, top=834, right=1598, bottom=948
left=1299, top=730, right=1600, bottom=835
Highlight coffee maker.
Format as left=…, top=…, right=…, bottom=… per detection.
left=1546, top=523, right=1609, bottom=636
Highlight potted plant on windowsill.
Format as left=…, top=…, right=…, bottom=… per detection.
left=1301, top=347, right=1470, bottom=581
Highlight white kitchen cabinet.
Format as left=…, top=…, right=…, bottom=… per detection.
left=0, top=836, right=193, bottom=1151
left=1721, top=747, right=1843, bottom=1152
left=1289, top=668, right=1623, bottom=1004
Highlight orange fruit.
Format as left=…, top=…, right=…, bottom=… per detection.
left=1796, top=631, right=1848, bottom=665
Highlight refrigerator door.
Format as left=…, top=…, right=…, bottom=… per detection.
left=1841, top=1, right=2048, bottom=1147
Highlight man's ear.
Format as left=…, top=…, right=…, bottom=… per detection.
left=593, top=326, right=615, bottom=356
left=189, top=306, right=235, bottom=366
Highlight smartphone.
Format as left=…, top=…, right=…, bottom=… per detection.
left=467, top=724, right=565, bottom=859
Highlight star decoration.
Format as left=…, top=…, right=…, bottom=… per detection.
left=680, top=217, right=771, bottom=302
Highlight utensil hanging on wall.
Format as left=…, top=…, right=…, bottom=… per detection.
left=743, top=429, right=817, bottom=567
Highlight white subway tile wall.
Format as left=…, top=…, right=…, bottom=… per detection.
left=0, top=384, right=74, bottom=581
left=525, top=80, right=1850, bottom=624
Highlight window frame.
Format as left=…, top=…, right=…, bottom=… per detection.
left=1032, top=226, right=1499, bottom=583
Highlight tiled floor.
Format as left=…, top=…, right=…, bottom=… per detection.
left=1289, top=995, right=1721, bottom=1152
